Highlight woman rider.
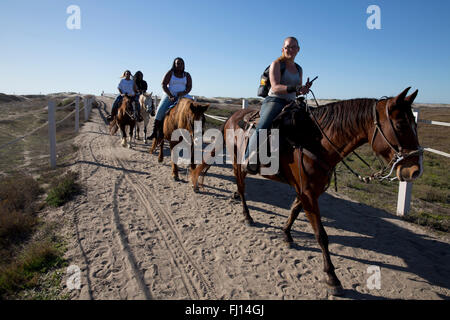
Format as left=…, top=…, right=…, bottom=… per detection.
left=244, top=36, right=313, bottom=174
left=107, top=70, right=135, bottom=122
left=148, top=57, right=193, bottom=139
left=133, top=70, right=147, bottom=122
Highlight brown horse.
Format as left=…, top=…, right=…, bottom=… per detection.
left=149, top=97, right=209, bottom=180
left=191, top=87, right=422, bottom=295
left=110, top=94, right=136, bottom=148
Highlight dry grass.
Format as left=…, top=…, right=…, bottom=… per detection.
left=0, top=93, right=91, bottom=299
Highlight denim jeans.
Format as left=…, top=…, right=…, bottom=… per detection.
left=111, top=95, right=123, bottom=116
left=245, top=96, right=290, bottom=162
left=155, top=94, right=193, bottom=121
left=134, top=94, right=141, bottom=113
left=111, top=95, right=140, bottom=116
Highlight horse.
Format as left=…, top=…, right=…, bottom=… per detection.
left=134, top=92, right=155, bottom=144
left=109, top=94, right=136, bottom=148
left=190, top=87, right=422, bottom=295
left=149, top=97, right=209, bottom=181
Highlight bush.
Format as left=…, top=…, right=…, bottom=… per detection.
left=45, top=172, right=81, bottom=207
left=0, top=241, right=65, bottom=298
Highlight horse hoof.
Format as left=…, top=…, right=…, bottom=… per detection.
left=244, top=219, right=255, bottom=227
left=322, top=280, right=344, bottom=296
left=232, top=192, right=240, bottom=200
left=283, top=237, right=294, bottom=248
left=193, top=185, right=199, bottom=193
left=158, top=158, right=163, bottom=163
left=173, top=176, right=180, bottom=181
left=327, top=285, right=344, bottom=297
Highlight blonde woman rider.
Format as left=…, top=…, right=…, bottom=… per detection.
left=107, top=70, right=136, bottom=122
left=245, top=37, right=313, bottom=174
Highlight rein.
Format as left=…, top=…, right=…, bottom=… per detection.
left=306, top=90, right=423, bottom=183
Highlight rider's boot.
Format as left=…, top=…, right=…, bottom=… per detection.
left=244, top=150, right=259, bottom=175
left=148, top=119, right=162, bottom=140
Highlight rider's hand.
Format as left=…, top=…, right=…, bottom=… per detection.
left=169, top=95, right=176, bottom=102
left=297, top=78, right=313, bottom=95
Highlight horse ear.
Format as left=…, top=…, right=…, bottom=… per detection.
left=201, top=103, right=209, bottom=112
left=393, top=87, right=411, bottom=105
left=404, top=89, right=418, bottom=104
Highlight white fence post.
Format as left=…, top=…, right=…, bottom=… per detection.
left=75, top=96, right=80, bottom=133
left=242, top=99, right=248, bottom=109
left=396, top=108, right=420, bottom=216
left=48, top=101, right=56, bottom=169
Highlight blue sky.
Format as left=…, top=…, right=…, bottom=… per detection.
left=0, top=0, right=449, bottom=103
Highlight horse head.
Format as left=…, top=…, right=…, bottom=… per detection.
left=142, top=92, right=153, bottom=112
left=371, top=87, right=423, bottom=182
left=189, top=101, right=209, bottom=123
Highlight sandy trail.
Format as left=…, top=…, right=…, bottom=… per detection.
left=63, top=97, right=450, bottom=300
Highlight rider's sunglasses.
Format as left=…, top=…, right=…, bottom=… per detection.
left=283, top=46, right=299, bottom=50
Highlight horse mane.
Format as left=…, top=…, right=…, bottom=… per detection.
left=310, top=98, right=378, bottom=141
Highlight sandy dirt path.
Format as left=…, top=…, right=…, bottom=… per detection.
left=62, top=97, right=450, bottom=300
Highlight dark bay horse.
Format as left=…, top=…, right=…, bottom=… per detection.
left=149, top=97, right=209, bottom=180
left=191, top=87, right=422, bottom=295
left=110, top=94, right=136, bottom=148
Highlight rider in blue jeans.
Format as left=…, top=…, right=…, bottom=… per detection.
left=149, top=57, right=193, bottom=140
left=244, top=37, right=313, bottom=174
left=107, top=70, right=136, bottom=122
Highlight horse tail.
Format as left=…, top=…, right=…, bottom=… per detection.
left=109, top=119, right=118, bottom=135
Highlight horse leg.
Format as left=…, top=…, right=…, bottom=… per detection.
left=144, top=115, right=148, bottom=144
left=282, top=197, right=303, bottom=244
left=233, top=163, right=254, bottom=226
left=128, top=124, right=134, bottom=148
left=169, top=141, right=180, bottom=181
left=158, top=139, right=164, bottom=163
left=302, top=194, right=343, bottom=296
left=149, top=138, right=157, bottom=154
left=120, top=125, right=127, bottom=147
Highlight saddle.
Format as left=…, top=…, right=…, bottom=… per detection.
left=238, top=109, right=261, bottom=131
left=239, top=98, right=326, bottom=177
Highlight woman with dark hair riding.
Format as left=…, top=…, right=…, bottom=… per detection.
left=148, top=57, right=193, bottom=140
left=133, top=70, right=147, bottom=122
left=107, top=70, right=135, bottom=122
left=244, top=37, right=313, bottom=174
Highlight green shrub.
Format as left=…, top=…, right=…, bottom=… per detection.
left=45, top=172, right=81, bottom=207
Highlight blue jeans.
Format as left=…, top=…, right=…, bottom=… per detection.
left=111, top=95, right=140, bottom=115
left=111, top=95, right=123, bottom=116
left=134, top=95, right=141, bottom=113
left=245, top=96, right=290, bottom=162
left=155, top=94, right=193, bottom=121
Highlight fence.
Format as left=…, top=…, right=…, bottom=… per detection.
left=0, top=95, right=94, bottom=169
left=396, top=108, right=450, bottom=216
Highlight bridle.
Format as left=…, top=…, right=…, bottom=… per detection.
left=306, top=91, right=423, bottom=183
left=369, top=97, right=423, bottom=181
